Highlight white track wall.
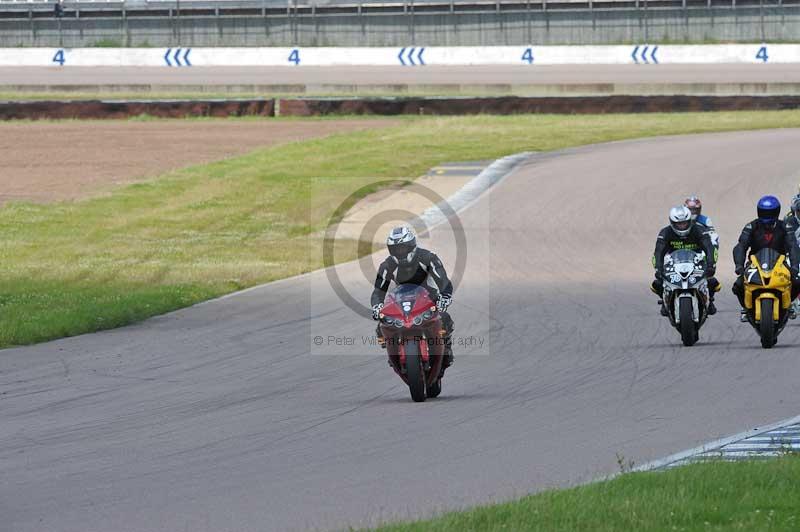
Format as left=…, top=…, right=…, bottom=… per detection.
left=0, top=45, right=797, bottom=67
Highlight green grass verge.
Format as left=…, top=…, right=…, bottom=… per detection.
left=4, top=111, right=800, bottom=348
left=370, top=456, right=800, bottom=532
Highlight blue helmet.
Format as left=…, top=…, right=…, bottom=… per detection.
left=757, top=195, right=781, bottom=224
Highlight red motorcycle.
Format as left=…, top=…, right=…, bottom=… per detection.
left=379, top=284, right=448, bottom=402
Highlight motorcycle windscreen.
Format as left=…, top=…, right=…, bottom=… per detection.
left=754, top=248, right=782, bottom=271
left=384, top=284, right=434, bottom=316
left=670, top=249, right=704, bottom=266
left=665, top=249, right=704, bottom=279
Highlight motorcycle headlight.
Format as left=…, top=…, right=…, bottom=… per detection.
left=413, top=315, right=423, bottom=326
left=394, top=318, right=404, bottom=328
left=422, top=310, right=433, bottom=320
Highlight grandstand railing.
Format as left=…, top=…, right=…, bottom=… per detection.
left=0, top=0, right=794, bottom=7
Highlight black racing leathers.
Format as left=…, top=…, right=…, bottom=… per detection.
left=732, top=219, right=800, bottom=304
left=785, top=212, right=799, bottom=241
left=653, top=224, right=717, bottom=279
left=652, top=224, right=718, bottom=302
left=733, top=219, right=800, bottom=273
left=371, top=248, right=453, bottom=307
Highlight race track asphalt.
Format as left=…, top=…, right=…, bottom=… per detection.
left=3, top=64, right=800, bottom=86
left=2, top=129, right=800, bottom=532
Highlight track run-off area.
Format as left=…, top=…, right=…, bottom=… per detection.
left=2, top=129, right=800, bottom=531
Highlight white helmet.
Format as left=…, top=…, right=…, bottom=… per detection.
left=792, top=193, right=800, bottom=215
left=669, top=205, right=694, bottom=237
left=386, top=226, right=417, bottom=264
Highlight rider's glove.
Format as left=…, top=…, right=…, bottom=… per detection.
left=437, top=294, right=452, bottom=313
left=735, top=265, right=744, bottom=276
left=705, top=267, right=716, bottom=278
left=371, top=303, right=383, bottom=321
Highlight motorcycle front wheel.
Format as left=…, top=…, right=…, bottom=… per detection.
left=404, top=339, right=427, bottom=402
left=679, top=297, right=697, bottom=347
left=760, top=298, right=776, bottom=349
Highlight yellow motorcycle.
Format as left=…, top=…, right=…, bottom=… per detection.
left=743, top=248, right=794, bottom=348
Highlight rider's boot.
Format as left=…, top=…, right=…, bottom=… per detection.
left=439, top=338, right=454, bottom=377
left=660, top=303, right=669, bottom=317
left=740, top=308, right=749, bottom=323
left=707, top=296, right=717, bottom=316
left=375, top=324, right=386, bottom=349
left=790, top=300, right=799, bottom=320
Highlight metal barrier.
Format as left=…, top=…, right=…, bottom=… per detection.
left=0, top=0, right=797, bottom=47
left=0, top=0, right=789, bottom=6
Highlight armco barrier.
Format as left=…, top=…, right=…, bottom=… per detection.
left=1, top=45, right=799, bottom=67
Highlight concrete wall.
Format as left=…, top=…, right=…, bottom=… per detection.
left=6, top=44, right=799, bottom=67
left=1, top=6, right=799, bottom=47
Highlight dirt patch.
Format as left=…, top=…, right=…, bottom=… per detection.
left=0, top=99, right=277, bottom=121
left=0, top=119, right=398, bottom=203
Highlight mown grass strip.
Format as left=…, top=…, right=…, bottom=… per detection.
left=4, top=112, right=800, bottom=348
left=370, top=456, right=800, bottom=532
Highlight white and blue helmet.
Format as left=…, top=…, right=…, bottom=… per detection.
left=669, top=205, right=694, bottom=237
left=387, top=226, right=417, bottom=264
left=791, top=194, right=800, bottom=215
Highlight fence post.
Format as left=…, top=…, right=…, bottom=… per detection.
left=293, top=0, right=298, bottom=46
left=543, top=0, right=549, bottom=41
left=262, top=0, right=268, bottom=45
left=122, top=7, right=128, bottom=47
left=359, top=1, right=365, bottom=43
left=28, top=9, right=35, bottom=46
left=215, top=6, right=221, bottom=46
left=312, top=3, right=318, bottom=46
left=526, top=0, right=532, bottom=44
left=410, top=1, right=415, bottom=45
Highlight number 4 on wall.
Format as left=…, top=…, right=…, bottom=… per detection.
left=521, top=48, right=534, bottom=65
left=52, top=49, right=65, bottom=66
left=756, top=46, right=769, bottom=63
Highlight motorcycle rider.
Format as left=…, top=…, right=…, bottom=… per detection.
left=784, top=194, right=800, bottom=318
left=732, top=195, right=800, bottom=322
left=652, top=205, right=718, bottom=315
left=784, top=193, right=800, bottom=236
left=685, top=196, right=719, bottom=247
left=684, top=195, right=721, bottom=306
left=371, top=226, right=454, bottom=371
